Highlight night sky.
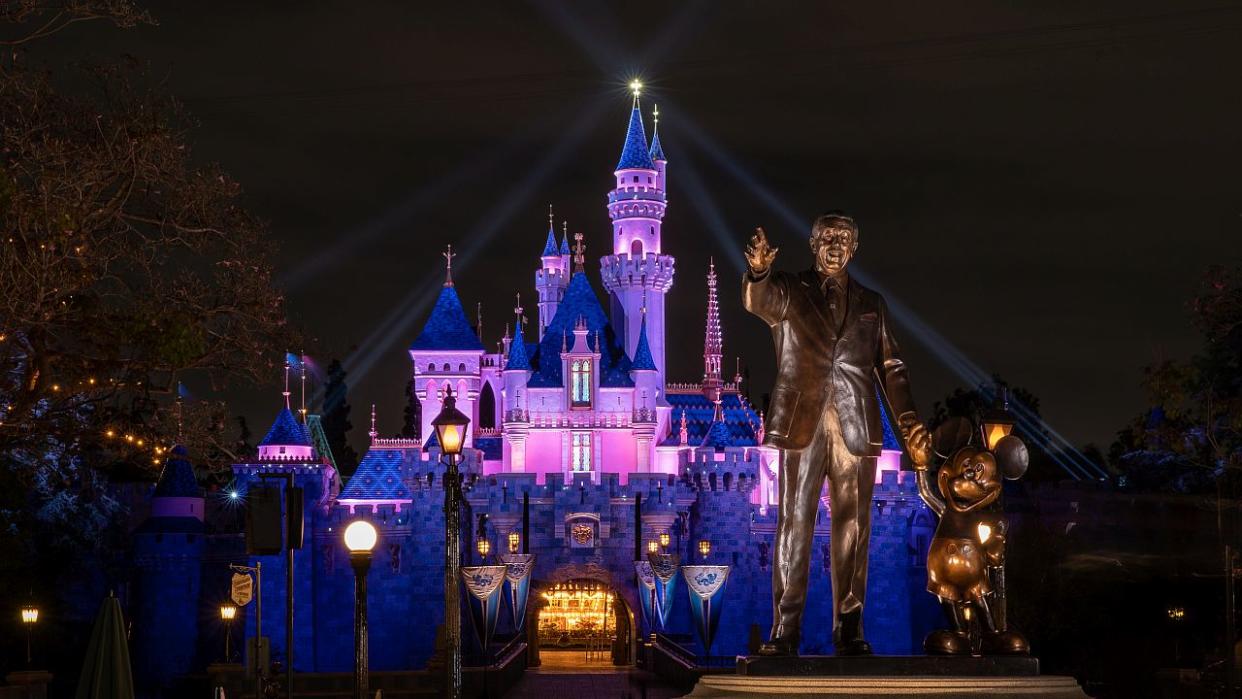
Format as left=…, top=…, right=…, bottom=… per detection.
left=47, top=1, right=1238, bottom=461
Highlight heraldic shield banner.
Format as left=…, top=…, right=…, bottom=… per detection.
left=499, top=553, right=535, bottom=632
left=681, top=565, right=730, bottom=654
left=634, top=560, right=658, bottom=633
left=648, top=553, right=679, bottom=629
left=461, top=565, right=508, bottom=650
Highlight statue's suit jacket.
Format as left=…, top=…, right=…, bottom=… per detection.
left=743, top=268, right=917, bottom=455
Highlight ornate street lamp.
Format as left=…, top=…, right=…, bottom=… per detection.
left=508, top=531, right=521, bottom=554
left=659, top=531, right=670, bottom=551
left=219, top=604, right=238, bottom=662
left=981, top=386, right=1016, bottom=451
left=20, top=604, right=38, bottom=666
left=647, top=540, right=659, bottom=555
left=698, top=539, right=712, bottom=561
left=477, top=537, right=491, bottom=560
left=344, top=520, right=378, bottom=699
left=432, top=386, right=470, bottom=699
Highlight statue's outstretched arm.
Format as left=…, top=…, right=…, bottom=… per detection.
left=916, top=468, right=945, bottom=516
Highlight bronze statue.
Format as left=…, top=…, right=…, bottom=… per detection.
left=916, top=430, right=1030, bottom=656
left=742, top=213, right=931, bottom=656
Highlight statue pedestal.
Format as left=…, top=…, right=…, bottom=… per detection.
left=682, top=656, right=1088, bottom=698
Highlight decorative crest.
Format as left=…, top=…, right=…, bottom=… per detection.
left=442, top=244, right=457, bottom=287
left=572, top=232, right=586, bottom=273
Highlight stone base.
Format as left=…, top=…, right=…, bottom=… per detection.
left=738, top=655, right=1040, bottom=677
left=684, top=675, right=1089, bottom=698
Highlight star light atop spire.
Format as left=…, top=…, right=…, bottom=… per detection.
left=629, top=79, right=643, bottom=104
left=442, top=244, right=456, bottom=287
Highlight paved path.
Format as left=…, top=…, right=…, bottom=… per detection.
left=503, top=652, right=687, bottom=698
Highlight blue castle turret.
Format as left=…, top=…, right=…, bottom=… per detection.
left=132, top=445, right=205, bottom=697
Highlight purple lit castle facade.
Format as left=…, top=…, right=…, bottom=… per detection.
left=127, top=96, right=931, bottom=695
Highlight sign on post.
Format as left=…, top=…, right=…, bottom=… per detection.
left=231, top=572, right=254, bottom=607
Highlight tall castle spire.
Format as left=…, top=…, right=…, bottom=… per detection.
left=536, top=208, right=569, bottom=334
left=703, top=258, right=723, bottom=401
left=600, top=85, right=674, bottom=381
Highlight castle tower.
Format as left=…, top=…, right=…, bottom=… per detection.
left=535, top=206, right=569, bottom=334
left=702, top=258, right=724, bottom=402
left=409, top=245, right=486, bottom=445
left=503, top=295, right=532, bottom=471
left=630, top=304, right=659, bottom=472
left=132, top=445, right=204, bottom=694
left=600, top=86, right=675, bottom=380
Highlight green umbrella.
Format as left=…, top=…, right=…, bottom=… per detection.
left=75, top=592, right=135, bottom=699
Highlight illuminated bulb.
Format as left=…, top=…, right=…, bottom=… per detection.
left=343, top=520, right=378, bottom=553
left=228, top=490, right=239, bottom=500
left=629, top=79, right=642, bottom=97
left=21, top=606, right=38, bottom=624
left=647, top=540, right=658, bottom=554
left=219, top=604, right=237, bottom=621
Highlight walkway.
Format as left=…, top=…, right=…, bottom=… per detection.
left=503, top=651, right=687, bottom=698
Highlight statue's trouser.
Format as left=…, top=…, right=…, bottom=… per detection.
left=771, top=404, right=878, bottom=643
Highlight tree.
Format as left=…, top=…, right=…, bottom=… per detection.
left=321, top=359, right=358, bottom=477
left=0, top=3, right=297, bottom=572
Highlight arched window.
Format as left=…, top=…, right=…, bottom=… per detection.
left=427, top=363, right=434, bottom=372
left=442, top=363, right=450, bottom=371
left=478, top=382, right=496, bottom=430
left=571, top=432, right=592, bottom=472
left=458, top=363, right=466, bottom=372
left=571, top=359, right=592, bottom=408
left=630, top=239, right=643, bottom=256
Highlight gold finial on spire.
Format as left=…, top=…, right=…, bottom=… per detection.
left=282, top=355, right=292, bottom=410
left=369, top=403, right=377, bottom=442
left=476, top=302, right=483, bottom=338
left=299, top=351, right=307, bottom=422
left=572, top=232, right=586, bottom=273
left=653, top=103, right=659, bottom=127
left=442, top=244, right=457, bottom=287
left=629, top=79, right=643, bottom=103
left=548, top=204, right=554, bottom=230
left=514, top=292, right=525, bottom=327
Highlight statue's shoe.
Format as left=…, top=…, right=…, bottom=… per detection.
left=984, top=629, right=1030, bottom=655
left=925, top=629, right=970, bottom=655
left=834, top=638, right=873, bottom=656
left=756, top=636, right=799, bottom=656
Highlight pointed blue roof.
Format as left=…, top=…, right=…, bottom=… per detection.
left=702, top=417, right=734, bottom=450
left=560, top=231, right=571, bottom=255
left=649, top=130, right=666, bottom=162
left=527, top=271, right=633, bottom=388
left=339, top=449, right=411, bottom=501
left=542, top=226, right=559, bottom=257
left=259, top=407, right=312, bottom=448
left=153, top=445, right=201, bottom=498
left=410, top=285, right=486, bottom=351
left=506, top=315, right=532, bottom=371
left=616, top=106, right=656, bottom=171
left=631, top=314, right=657, bottom=371
left=661, top=393, right=760, bottom=448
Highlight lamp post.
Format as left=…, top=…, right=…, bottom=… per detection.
left=432, top=386, right=470, bottom=699
left=220, top=604, right=238, bottom=662
left=344, top=520, right=378, bottom=699
left=20, top=605, right=38, bottom=666
left=698, top=539, right=712, bottom=562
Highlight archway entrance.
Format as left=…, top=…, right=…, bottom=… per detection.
left=533, top=579, right=633, bottom=669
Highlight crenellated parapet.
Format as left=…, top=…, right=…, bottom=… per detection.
left=599, top=253, right=676, bottom=294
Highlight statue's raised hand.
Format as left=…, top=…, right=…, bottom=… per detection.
left=746, top=227, right=778, bottom=276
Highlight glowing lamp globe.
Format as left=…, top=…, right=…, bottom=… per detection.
left=658, top=532, right=670, bottom=550
left=343, top=520, right=378, bottom=553
left=21, top=606, right=38, bottom=625
left=698, top=540, right=712, bottom=557
left=477, top=537, right=491, bottom=557
left=647, top=540, right=659, bottom=554
left=432, top=387, right=470, bottom=457
left=508, top=532, right=521, bottom=554
left=219, top=604, right=237, bottom=621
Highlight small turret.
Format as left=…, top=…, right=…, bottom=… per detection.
left=536, top=207, right=570, bottom=333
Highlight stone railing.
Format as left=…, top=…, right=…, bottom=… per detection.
left=370, top=437, right=421, bottom=449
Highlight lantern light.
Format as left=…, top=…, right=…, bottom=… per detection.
left=647, top=540, right=659, bottom=554
left=343, top=520, right=378, bottom=553
left=477, top=537, right=491, bottom=558
left=508, top=531, right=520, bottom=554
left=219, top=604, right=237, bottom=621
left=431, top=386, right=470, bottom=457
left=20, top=606, right=38, bottom=625
left=659, top=531, right=670, bottom=550
left=981, top=386, right=1017, bottom=451
left=698, top=539, right=712, bottom=558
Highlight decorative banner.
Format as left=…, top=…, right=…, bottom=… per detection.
left=461, top=565, right=508, bottom=651
left=499, top=553, right=535, bottom=632
left=682, top=565, right=730, bottom=654
left=634, top=560, right=657, bottom=633
left=230, top=572, right=253, bottom=607
left=648, top=553, right=680, bottom=629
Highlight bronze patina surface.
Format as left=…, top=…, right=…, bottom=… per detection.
left=742, top=213, right=931, bottom=657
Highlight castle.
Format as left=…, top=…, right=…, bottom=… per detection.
left=127, top=94, right=939, bottom=694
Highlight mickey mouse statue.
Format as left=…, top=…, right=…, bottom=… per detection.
left=914, top=414, right=1031, bottom=656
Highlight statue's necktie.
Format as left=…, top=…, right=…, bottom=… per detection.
left=823, top=281, right=845, bottom=333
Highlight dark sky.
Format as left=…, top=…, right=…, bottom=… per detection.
left=46, top=1, right=1238, bottom=464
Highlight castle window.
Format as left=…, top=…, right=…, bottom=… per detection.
left=630, top=239, right=643, bottom=256
left=632, top=175, right=639, bottom=183
left=442, top=363, right=450, bottom=371
left=427, top=363, right=434, bottom=372
left=572, top=432, right=592, bottom=472
left=571, top=359, right=592, bottom=408
left=458, top=363, right=466, bottom=371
